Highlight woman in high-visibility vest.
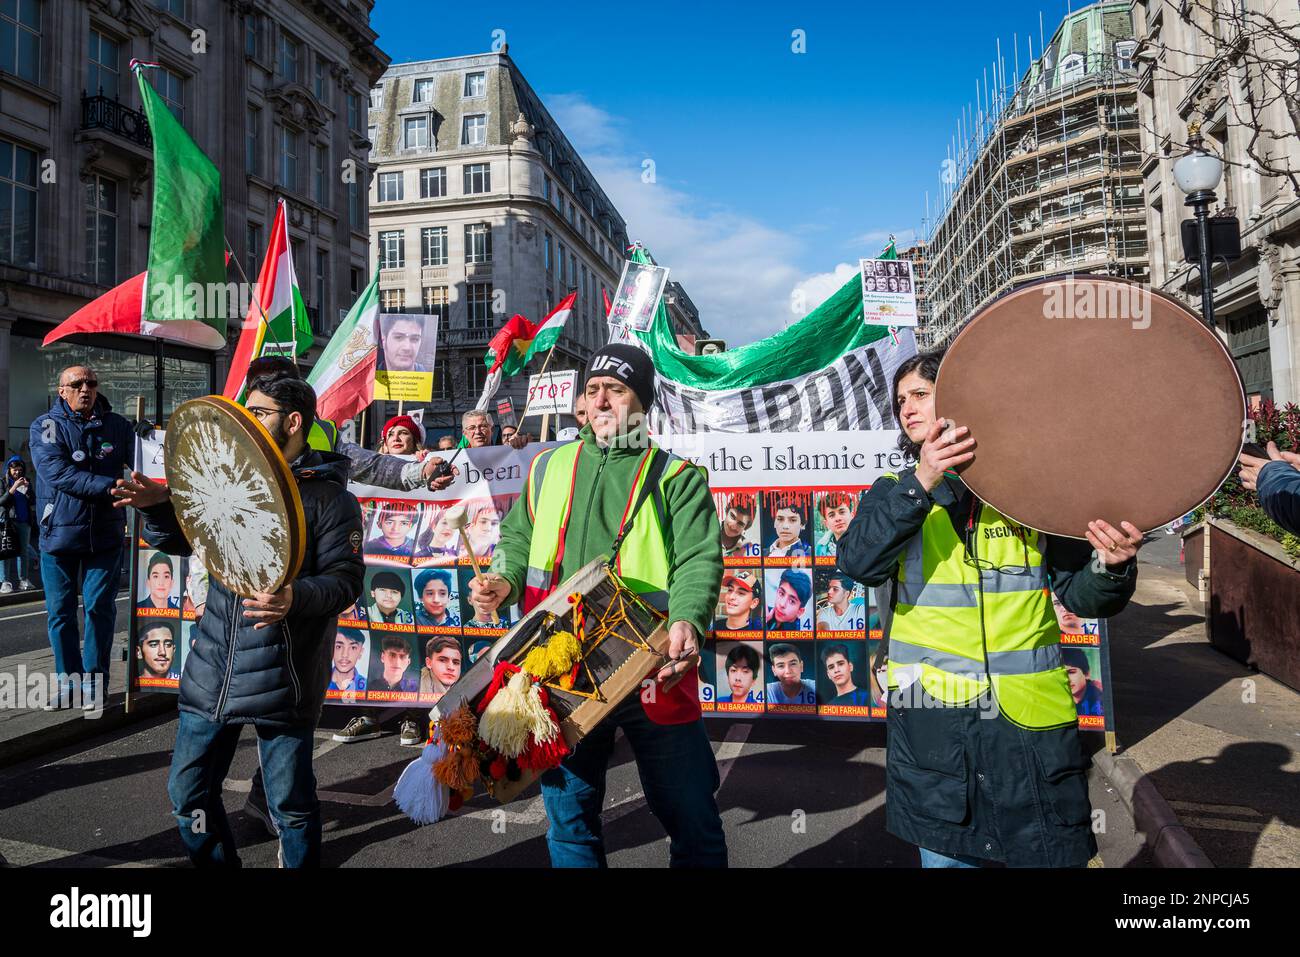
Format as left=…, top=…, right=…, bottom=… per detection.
left=837, top=350, right=1144, bottom=868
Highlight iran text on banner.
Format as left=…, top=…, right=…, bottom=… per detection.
left=627, top=247, right=917, bottom=434
left=307, top=275, right=379, bottom=424
left=222, top=199, right=314, bottom=399
left=43, top=63, right=227, bottom=350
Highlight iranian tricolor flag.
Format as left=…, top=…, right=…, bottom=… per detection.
left=306, top=275, right=380, bottom=424
left=43, top=62, right=227, bottom=350
left=222, top=199, right=314, bottom=399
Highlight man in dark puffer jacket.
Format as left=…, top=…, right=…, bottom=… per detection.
left=113, top=377, right=363, bottom=867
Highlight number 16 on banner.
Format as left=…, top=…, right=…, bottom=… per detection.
left=525, top=370, right=577, bottom=416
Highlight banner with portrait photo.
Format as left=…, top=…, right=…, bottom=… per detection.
left=373, top=312, right=439, bottom=402
left=129, top=432, right=1117, bottom=734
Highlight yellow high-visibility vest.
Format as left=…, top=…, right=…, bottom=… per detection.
left=886, top=473, right=1077, bottom=730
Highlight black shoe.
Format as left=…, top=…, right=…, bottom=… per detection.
left=244, top=786, right=278, bottom=839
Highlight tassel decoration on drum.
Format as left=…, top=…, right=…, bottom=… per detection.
left=394, top=737, right=450, bottom=825
left=478, top=670, right=537, bottom=758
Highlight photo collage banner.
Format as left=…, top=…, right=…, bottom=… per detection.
left=129, top=432, right=1115, bottom=732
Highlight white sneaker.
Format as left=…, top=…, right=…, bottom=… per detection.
left=0, top=582, right=13, bottom=594
left=332, top=715, right=381, bottom=743
left=18, top=580, right=34, bottom=591
left=399, top=718, right=423, bottom=746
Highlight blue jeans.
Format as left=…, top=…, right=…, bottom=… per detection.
left=168, top=711, right=320, bottom=867
left=41, top=547, right=121, bottom=683
left=539, top=697, right=727, bottom=868
left=2, top=523, right=38, bottom=585
left=919, top=847, right=984, bottom=868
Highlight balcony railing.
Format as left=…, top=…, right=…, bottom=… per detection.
left=81, top=93, right=152, bottom=149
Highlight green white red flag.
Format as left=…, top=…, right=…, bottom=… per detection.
left=43, top=62, right=227, bottom=349
left=306, top=275, right=379, bottom=424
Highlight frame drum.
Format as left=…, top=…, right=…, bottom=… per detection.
left=163, top=395, right=307, bottom=596
left=935, top=278, right=1246, bottom=538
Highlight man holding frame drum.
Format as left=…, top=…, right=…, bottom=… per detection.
left=467, top=344, right=728, bottom=868
left=113, top=376, right=365, bottom=868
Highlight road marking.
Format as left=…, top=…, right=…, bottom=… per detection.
left=0, top=836, right=161, bottom=868
left=1167, top=800, right=1262, bottom=817
left=1178, top=816, right=1266, bottom=833
left=0, top=595, right=129, bottom=621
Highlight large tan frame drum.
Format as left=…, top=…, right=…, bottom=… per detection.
left=163, top=395, right=306, bottom=596
left=935, top=278, right=1246, bottom=538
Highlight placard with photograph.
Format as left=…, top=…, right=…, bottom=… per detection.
left=860, top=257, right=918, bottom=327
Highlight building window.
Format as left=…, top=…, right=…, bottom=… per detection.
left=246, top=106, right=260, bottom=175
left=155, top=0, right=187, bottom=18
left=315, top=248, right=329, bottom=330
left=83, top=175, right=117, bottom=285
left=403, top=115, right=429, bottom=151
left=348, top=180, right=362, bottom=231
left=465, top=357, right=487, bottom=396
left=0, top=140, right=37, bottom=266
left=558, top=241, right=566, bottom=286
left=367, top=125, right=377, bottom=156
left=544, top=231, right=552, bottom=274
left=422, top=285, right=448, bottom=322
left=312, top=143, right=327, bottom=203
left=464, top=72, right=486, bottom=97
left=244, top=12, right=259, bottom=58
left=277, top=125, right=300, bottom=192
left=421, top=226, right=447, bottom=266
left=466, top=283, right=492, bottom=329
left=558, top=193, right=565, bottom=218
left=413, top=77, right=433, bottom=103
left=246, top=221, right=262, bottom=280
left=87, top=28, right=119, bottom=99
left=350, top=267, right=361, bottom=299
left=419, top=167, right=446, bottom=198
left=433, top=357, right=451, bottom=400
left=377, top=171, right=403, bottom=202
left=465, top=223, right=492, bottom=264
left=543, top=175, right=551, bottom=203
left=461, top=113, right=486, bottom=146
left=463, top=162, right=490, bottom=194
left=569, top=253, right=577, bottom=292
left=380, top=288, right=405, bottom=311
left=378, top=230, right=405, bottom=269
left=347, top=90, right=360, bottom=131
left=314, top=57, right=331, bottom=104
left=369, top=84, right=383, bottom=110
left=151, top=67, right=186, bottom=124
left=278, top=32, right=301, bottom=84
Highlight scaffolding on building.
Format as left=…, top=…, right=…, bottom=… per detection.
left=922, top=2, right=1149, bottom=349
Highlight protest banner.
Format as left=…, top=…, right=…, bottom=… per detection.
left=523, top=370, right=578, bottom=416
left=859, top=257, right=918, bottom=327
left=127, top=432, right=1116, bottom=734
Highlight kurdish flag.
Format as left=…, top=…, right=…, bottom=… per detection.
left=307, top=275, right=380, bottom=424
left=474, top=293, right=577, bottom=409
left=43, top=62, right=227, bottom=349
left=222, top=199, right=314, bottom=399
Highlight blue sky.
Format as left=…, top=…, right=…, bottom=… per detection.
left=372, top=0, right=1080, bottom=344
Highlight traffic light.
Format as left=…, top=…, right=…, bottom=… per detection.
left=696, top=339, right=726, bottom=355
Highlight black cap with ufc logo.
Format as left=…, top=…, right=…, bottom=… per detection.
left=584, top=344, right=656, bottom=410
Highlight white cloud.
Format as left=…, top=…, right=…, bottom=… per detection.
left=790, top=262, right=861, bottom=324
left=852, top=228, right=917, bottom=251
left=547, top=93, right=865, bottom=345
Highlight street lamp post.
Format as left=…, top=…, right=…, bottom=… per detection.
left=1173, top=122, right=1225, bottom=331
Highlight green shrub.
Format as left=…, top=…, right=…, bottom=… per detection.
left=1203, top=400, right=1300, bottom=560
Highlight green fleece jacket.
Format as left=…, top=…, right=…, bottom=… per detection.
left=492, top=424, right=723, bottom=638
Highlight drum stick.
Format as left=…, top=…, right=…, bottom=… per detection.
left=446, top=504, right=498, bottom=624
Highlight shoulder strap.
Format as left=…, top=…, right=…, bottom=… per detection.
left=607, top=449, right=672, bottom=568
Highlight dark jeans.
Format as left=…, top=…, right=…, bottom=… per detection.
left=168, top=710, right=320, bottom=867
left=539, top=697, right=727, bottom=868
left=41, top=547, right=121, bottom=684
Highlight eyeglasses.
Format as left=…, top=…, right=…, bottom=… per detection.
left=61, top=379, right=99, bottom=391
left=246, top=405, right=286, bottom=422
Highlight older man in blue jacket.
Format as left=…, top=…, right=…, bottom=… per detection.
left=30, top=365, right=134, bottom=705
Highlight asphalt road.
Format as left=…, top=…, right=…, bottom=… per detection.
left=0, top=706, right=1150, bottom=868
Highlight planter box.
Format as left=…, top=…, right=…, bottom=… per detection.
left=1202, top=518, right=1300, bottom=693
left=1182, top=523, right=1206, bottom=592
